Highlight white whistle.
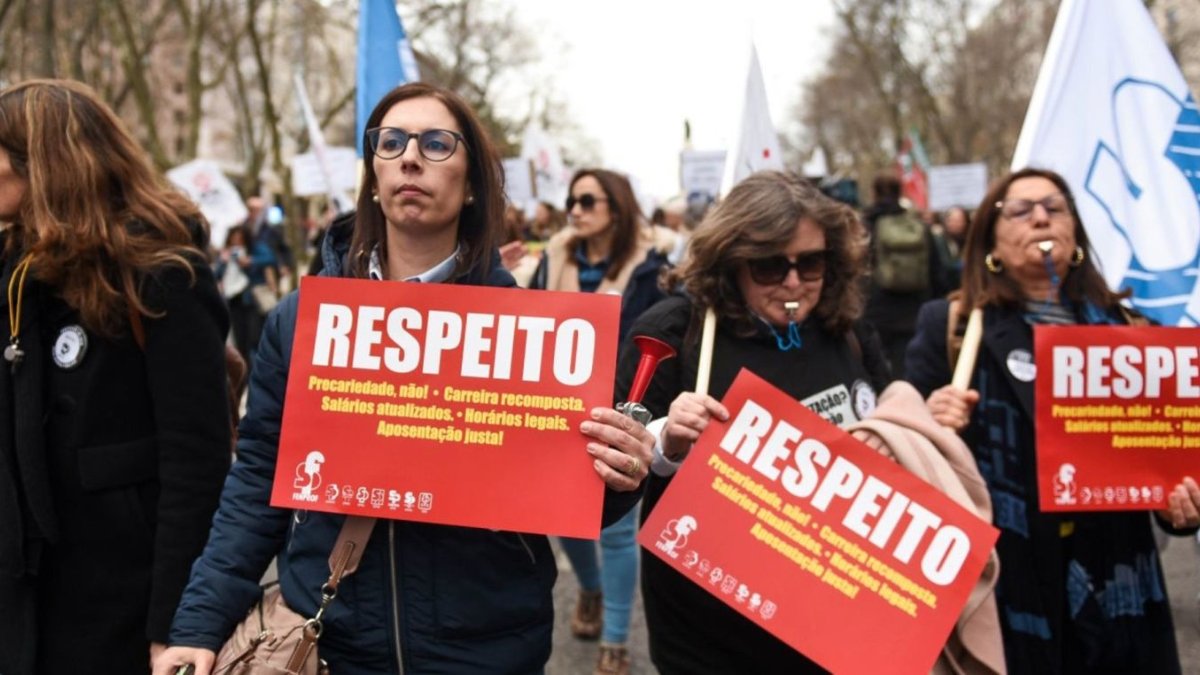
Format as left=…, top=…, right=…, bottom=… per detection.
left=784, top=301, right=800, bottom=319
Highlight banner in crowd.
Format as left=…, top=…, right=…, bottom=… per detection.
left=896, top=128, right=930, bottom=211
left=270, top=278, right=620, bottom=538
left=928, top=162, right=988, bottom=211
left=720, top=44, right=784, bottom=195
left=1012, top=0, right=1200, bottom=326
left=521, top=125, right=570, bottom=208
left=356, top=0, right=420, bottom=157
left=1034, top=325, right=1199, bottom=511
left=639, top=370, right=998, bottom=674
left=291, top=147, right=357, bottom=198
left=502, top=157, right=536, bottom=209
left=680, top=149, right=726, bottom=208
left=166, top=159, right=247, bottom=246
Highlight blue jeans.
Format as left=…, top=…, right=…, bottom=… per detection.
left=559, top=505, right=639, bottom=643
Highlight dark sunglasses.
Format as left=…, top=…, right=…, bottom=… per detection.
left=366, top=127, right=466, bottom=162
left=746, top=251, right=828, bottom=285
left=565, top=193, right=608, bottom=212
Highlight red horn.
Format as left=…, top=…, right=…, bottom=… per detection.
left=627, top=335, right=676, bottom=404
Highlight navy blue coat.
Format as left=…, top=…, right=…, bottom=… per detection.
left=171, top=217, right=642, bottom=674
left=905, top=299, right=1186, bottom=674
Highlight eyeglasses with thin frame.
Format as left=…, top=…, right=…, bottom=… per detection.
left=366, top=127, right=467, bottom=162
left=995, top=194, right=1071, bottom=222
left=565, top=193, right=608, bottom=212
left=746, top=251, right=828, bottom=285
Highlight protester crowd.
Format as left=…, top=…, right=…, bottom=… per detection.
left=1, top=77, right=1197, bottom=675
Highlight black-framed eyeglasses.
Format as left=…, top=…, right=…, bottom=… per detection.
left=565, top=193, right=608, bottom=212
left=995, top=194, right=1070, bottom=222
left=366, top=127, right=466, bottom=162
left=746, top=251, right=828, bottom=285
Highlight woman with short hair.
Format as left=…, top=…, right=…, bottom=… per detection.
left=618, top=171, right=891, bottom=673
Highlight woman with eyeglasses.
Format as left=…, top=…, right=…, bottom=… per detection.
left=155, top=83, right=655, bottom=675
left=614, top=171, right=891, bottom=674
left=0, top=80, right=232, bottom=675
left=905, top=168, right=1199, bottom=674
left=528, top=168, right=675, bottom=675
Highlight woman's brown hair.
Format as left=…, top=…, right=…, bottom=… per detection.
left=349, top=82, right=503, bottom=280
left=0, top=79, right=204, bottom=335
left=566, top=169, right=644, bottom=280
left=669, top=171, right=869, bottom=336
left=956, top=167, right=1126, bottom=322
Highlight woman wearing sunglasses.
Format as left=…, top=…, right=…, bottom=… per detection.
left=156, top=83, right=655, bottom=675
left=905, top=168, right=1199, bottom=674
left=614, top=171, right=891, bottom=673
left=528, top=168, right=675, bottom=675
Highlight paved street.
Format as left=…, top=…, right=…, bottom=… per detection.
left=547, top=533, right=1200, bottom=674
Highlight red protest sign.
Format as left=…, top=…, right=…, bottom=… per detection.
left=1034, top=324, right=1200, bottom=511
left=269, top=277, right=620, bottom=538
left=638, top=370, right=998, bottom=675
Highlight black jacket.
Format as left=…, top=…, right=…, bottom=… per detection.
left=617, top=295, right=890, bottom=675
left=0, top=241, right=232, bottom=675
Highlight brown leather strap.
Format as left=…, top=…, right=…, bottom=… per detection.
left=325, top=516, right=376, bottom=590
left=286, top=624, right=320, bottom=672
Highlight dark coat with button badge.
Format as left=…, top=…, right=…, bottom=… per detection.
left=905, top=298, right=1187, bottom=675
left=0, top=237, right=232, bottom=675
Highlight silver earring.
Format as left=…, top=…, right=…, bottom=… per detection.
left=372, top=193, right=380, bottom=203
left=465, top=195, right=475, bottom=205
left=1070, top=246, right=1085, bottom=267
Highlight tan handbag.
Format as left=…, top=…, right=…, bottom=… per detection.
left=213, top=517, right=376, bottom=675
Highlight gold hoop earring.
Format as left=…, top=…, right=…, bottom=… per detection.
left=1070, top=246, right=1085, bottom=267
left=985, top=253, right=1003, bottom=274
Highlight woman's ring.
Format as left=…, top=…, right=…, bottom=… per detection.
left=624, top=456, right=642, bottom=476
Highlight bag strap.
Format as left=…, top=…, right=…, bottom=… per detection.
left=327, top=516, right=376, bottom=582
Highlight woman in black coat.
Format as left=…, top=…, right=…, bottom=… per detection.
left=906, top=168, right=1199, bottom=673
left=617, top=171, right=891, bottom=674
left=0, top=79, right=232, bottom=675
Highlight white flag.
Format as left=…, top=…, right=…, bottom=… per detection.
left=1012, top=0, right=1200, bottom=326
left=721, top=45, right=784, bottom=195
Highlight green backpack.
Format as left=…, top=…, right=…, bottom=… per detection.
left=873, top=210, right=930, bottom=293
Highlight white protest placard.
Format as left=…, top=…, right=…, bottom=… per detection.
left=680, top=149, right=727, bottom=206
left=291, top=147, right=358, bottom=197
left=167, top=159, right=248, bottom=247
left=503, top=157, right=536, bottom=208
left=928, top=163, right=988, bottom=211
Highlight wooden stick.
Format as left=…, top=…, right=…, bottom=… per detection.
left=695, top=307, right=717, bottom=396
left=951, top=308, right=984, bottom=391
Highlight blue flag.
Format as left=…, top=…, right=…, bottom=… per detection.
left=356, top=0, right=420, bottom=157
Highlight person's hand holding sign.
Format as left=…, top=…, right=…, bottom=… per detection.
left=925, top=385, right=980, bottom=432
left=582, top=407, right=656, bottom=490
left=1158, top=477, right=1200, bottom=529
left=662, top=392, right=730, bottom=462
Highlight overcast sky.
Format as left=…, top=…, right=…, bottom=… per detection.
left=508, top=1, right=837, bottom=200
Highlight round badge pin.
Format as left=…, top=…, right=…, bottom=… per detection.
left=851, top=379, right=877, bottom=420
left=1006, top=348, right=1036, bottom=382
left=53, top=325, right=88, bottom=369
